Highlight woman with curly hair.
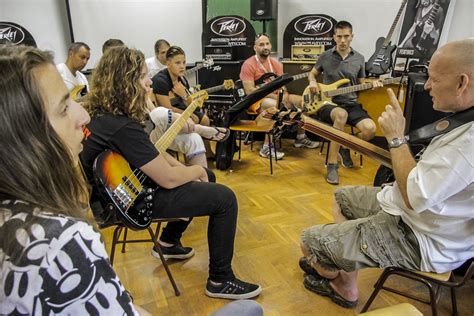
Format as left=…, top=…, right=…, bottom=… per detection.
left=80, top=46, right=261, bottom=300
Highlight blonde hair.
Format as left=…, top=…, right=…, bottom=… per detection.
left=85, top=46, right=149, bottom=124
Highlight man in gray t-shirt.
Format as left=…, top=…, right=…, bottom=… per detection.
left=307, top=20, right=382, bottom=185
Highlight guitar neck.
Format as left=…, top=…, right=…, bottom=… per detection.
left=301, top=115, right=392, bottom=168
left=154, top=95, right=205, bottom=153
left=327, top=77, right=401, bottom=98
left=383, top=0, right=408, bottom=47
left=205, top=84, right=225, bottom=95
left=183, top=64, right=203, bottom=77
left=292, top=72, right=310, bottom=81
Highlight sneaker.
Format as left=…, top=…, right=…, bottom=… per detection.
left=294, top=136, right=320, bottom=149
left=338, top=148, right=354, bottom=168
left=151, top=243, right=195, bottom=260
left=205, top=278, right=262, bottom=300
left=326, top=163, right=339, bottom=185
left=259, top=145, right=284, bottom=160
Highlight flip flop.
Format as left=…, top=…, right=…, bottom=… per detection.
left=202, top=127, right=230, bottom=143
left=303, top=274, right=358, bottom=308
left=299, top=257, right=337, bottom=280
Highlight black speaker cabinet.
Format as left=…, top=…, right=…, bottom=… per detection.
left=196, top=61, right=243, bottom=96
left=282, top=60, right=314, bottom=95
left=404, top=72, right=449, bottom=134
left=250, top=0, right=277, bottom=21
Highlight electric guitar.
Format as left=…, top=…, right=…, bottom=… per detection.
left=366, top=0, right=408, bottom=75
left=414, top=1, right=441, bottom=56
left=302, top=77, right=403, bottom=115
left=261, top=107, right=392, bottom=168
left=237, top=72, right=310, bottom=113
left=183, top=57, right=214, bottom=78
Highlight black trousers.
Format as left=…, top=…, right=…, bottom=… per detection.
left=152, top=169, right=237, bottom=282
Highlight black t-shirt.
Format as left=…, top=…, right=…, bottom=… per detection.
left=151, top=68, right=190, bottom=110
left=80, top=112, right=158, bottom=188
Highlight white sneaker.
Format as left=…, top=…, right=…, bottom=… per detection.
left=259, top=146, right=284, bottom=160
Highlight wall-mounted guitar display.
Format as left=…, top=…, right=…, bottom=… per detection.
left=366, top=0, right=408, bottom=76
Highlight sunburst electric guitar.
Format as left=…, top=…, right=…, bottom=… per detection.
left=92, top=80, right=233, bottom=230
left=302, top=77, right=402, bottom=115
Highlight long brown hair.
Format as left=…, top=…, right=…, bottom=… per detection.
left=85, top=46, right=149, bottom=124
left=0, top=45, right=87, bottom=216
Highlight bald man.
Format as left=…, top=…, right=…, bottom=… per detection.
left=299, top=39, right=474, bottom=309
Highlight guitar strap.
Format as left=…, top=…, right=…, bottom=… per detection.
left=408, top=106, right=474, bottom=146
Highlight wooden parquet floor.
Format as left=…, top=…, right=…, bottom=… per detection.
left=102, top=139, right=473, bottom=315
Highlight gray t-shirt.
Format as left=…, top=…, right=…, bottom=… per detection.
left=314, top=47, right=365, bottom=104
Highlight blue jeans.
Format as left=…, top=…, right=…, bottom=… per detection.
left=152, top=169, right=237, bottom=282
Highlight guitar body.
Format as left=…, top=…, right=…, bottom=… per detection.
left=366, top=37, right=397, bottom=75
left=93, top=150, right=155, bottom=230
left=413, top=24, right=435, bottom=56
left=302, top=78, right=350, bottom=114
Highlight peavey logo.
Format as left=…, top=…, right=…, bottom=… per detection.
left=294, top=16, right=333, bottom=36
left=211, top=17, right=246, bottom=37
left=0, top=23, right=25, bottom=44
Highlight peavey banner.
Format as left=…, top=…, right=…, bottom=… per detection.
left=202, top=15, right=255, bottom=61
left=283, top=14, right=337, bottom=59
left=0, top=22, right=37, bottom=47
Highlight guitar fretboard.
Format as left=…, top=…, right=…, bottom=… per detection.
left=326, top=77, right=401, bottom=98
left=383, top=0, right=408, bottom=47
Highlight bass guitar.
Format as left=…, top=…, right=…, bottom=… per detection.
left=302, top=77, right=402, bottom=115
left=366, top=0, right=407, bottom=75
left=236, top=71, right=310, bottom=113
left=93, top=90, right=209, bottom=230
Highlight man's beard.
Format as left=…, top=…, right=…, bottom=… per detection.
left=258, top=49, right=270, bottom=58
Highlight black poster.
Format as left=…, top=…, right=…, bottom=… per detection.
left=0, top=22, right=37, bottom=47
left=202, top=15, right=255, bottom=61
left=395, top=0, right=453, bottom=61
left=283, top=14, right=337, bottom=59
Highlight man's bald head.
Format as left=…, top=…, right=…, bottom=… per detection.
left=433, top=38, right=474, bottom=76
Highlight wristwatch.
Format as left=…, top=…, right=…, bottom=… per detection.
left=388, top=137, right=408, bottom=149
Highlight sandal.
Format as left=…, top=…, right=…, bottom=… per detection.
left=202, top=127, right=230, bottom=143
left=303, top=275, right=358, bottom=308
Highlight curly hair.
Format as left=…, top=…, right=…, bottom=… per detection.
left=85, top=46, right=149, bottom=124
left=0, top=45, right=87, bottom=215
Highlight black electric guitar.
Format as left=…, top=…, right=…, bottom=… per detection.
left=414, top=1, right=441, bottom=56
left=235, top=72, right=311, bottom=113
left=366, top=0, right=408, bottom=75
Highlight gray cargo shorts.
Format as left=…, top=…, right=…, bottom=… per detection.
left=301, top=186, right=421, bottom=272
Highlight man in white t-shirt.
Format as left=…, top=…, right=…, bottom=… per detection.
left=299, top=39, right=474, bottom=309
left=146, top=39, right=170, bottom=79
left=56, top=42, right=90, bottom=100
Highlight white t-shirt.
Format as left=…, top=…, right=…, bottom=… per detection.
left=146, top=56, right=166, bottom=79
left=56, top=63, right=89, bottom=94
left=378, top=122, right=474, bottom=273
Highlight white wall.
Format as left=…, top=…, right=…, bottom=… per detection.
left=277, top=0, right=473, bottom=58
left=0, top=0, right=71, bottom=64
left=2, top=0, right=472, bottom=68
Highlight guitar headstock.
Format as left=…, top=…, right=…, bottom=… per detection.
left=222, top=79, right=235, bottom=90
left=203, top=57, right=214, bottom=68
left=190, top=90, right=209, bottom=108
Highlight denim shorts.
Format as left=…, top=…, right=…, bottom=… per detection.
left=301, top=186, right=422, bottom=272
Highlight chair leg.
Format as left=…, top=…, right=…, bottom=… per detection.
left=121, top=227, right=128, bottom=253
left=450, top=286, right=458, bottom=316
left=325, top=142, right=330, bottom=166
left=148, top=226, right=180, bottom=296
left=360, top=267, right=393, bottom=312
left=238, top=131, right=242, bottom=160
left=110, top=225, right=124, bottom=266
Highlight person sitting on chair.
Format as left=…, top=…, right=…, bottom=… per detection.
left=146, top=38, right=170, bottom=78
left=80, top=46, right=262, bottom=300
left=0, top=45, right=150, bottom=315
left=307, top=20, right=383, bottom=185
left=240, top=33, right=320, bottom=160
left=300, top=38, right=474, bottom=308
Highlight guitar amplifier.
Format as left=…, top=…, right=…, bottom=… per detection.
left=204, top=45, right=233, bottom=61
left=291, top=45, right=325, bottom=61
